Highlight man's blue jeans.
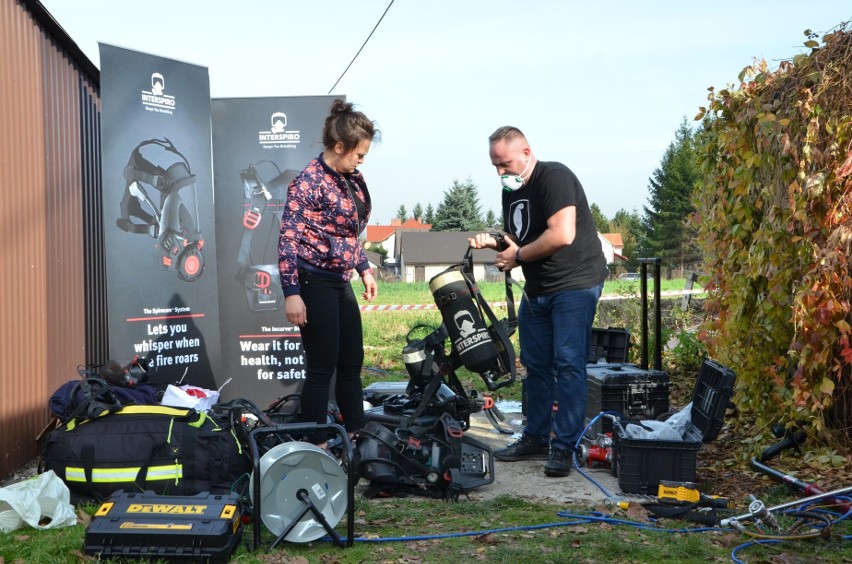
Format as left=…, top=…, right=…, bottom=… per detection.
left=519, top=284, right=603, bottom=451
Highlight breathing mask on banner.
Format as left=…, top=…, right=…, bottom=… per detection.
left=117, top=138, right=205, bottom=282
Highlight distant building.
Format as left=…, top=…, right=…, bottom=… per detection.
left=600, top=232, right=626, bottom=264
left=397, top=231, right=525, bottom=283
left=364, top=217, right=431, bottom=258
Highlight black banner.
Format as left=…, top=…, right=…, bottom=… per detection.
left=99, top=45, right=221, bottom=391
left=211, top=96, right=336, bottom=403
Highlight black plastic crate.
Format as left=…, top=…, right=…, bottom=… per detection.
left=613, top=358, right=735, bottom=494
left=585, top=363, right=670, bottom=436
left=588, top=327, right=632, bottom=364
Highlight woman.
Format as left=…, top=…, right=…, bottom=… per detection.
left=278, top=99, right=379, bottom=446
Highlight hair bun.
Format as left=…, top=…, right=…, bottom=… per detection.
left=329, top=99, right=354, bottom=116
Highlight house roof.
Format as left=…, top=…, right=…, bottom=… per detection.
left=399, top=231, right=498, bottom=265
left=602, top=233, right=624, bottom=248
left=365, top=218, right=431, bottom=243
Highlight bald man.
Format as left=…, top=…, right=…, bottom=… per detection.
left=468, top=126, right=607, bottom=477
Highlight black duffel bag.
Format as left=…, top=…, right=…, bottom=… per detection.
left=42, top=405, right=251, bottom=502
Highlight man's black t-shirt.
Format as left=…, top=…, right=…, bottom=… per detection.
left=502, top=160, right=608, bottom=296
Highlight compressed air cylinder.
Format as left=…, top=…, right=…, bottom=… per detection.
left=429, top=270, right=498, bottom=374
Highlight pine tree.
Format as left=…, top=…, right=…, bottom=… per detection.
left=412, top=202, right=423, bottom=222
left=395, top=205, right=408, bottom=223
left=432, top=178, right=485, bottom=231
left=484, top=209, right=498, bottom=230
left=641, top=118, right=701, bottom=272
left=424, top=203, right=435, bottom=225
left=590, top=203, right=610, bottom=233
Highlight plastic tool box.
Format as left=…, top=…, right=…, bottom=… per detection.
left=588, top=327, right=632, bottom=364
left=612, top=358, right=736, bottom=494
left=585, top=363, right=670, bottom=435
left=83, top=490, right=242, bottom=563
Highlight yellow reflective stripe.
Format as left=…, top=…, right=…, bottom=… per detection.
left=190, top=411, right=207, bottom=429
left=167, top=417, right=174, bottom=443
left=230, top=428, right=243, bottom=454
left=65, top=464, right=183, bottom=483
left=115, top=405, right=192, bottom=417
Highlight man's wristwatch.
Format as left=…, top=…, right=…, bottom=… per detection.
left=515, top=248, right=525, bottom=265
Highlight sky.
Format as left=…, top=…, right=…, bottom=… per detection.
left=39, top=0, right=852, bottom=225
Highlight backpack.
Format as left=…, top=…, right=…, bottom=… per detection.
left=42, top=405, right=251, bottom=503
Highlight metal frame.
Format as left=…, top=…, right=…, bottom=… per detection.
left=247, top=422, right=356, bottom=550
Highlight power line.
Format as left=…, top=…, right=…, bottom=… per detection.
left=328, top=0, right=395, bottom=94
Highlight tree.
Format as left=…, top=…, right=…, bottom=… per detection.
left=423, top=203, right=435, bottom=225
left=610, top=208, right=642, bottom=267
left=484, top=209, right=499, bottom=230
left=590, top=203, right=610, bottom=233
left=395, top=205, right=407, bottom=223
left=641, top=117, right=701, bottom=272
left=412, top=202, right=423, bottom=222
left=432, top=178, right=485, bottom=231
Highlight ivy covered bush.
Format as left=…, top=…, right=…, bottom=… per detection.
left=695, top=22, right=852, bottom=450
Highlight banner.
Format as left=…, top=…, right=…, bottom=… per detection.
left=211, top=96, right=337, bottom=403
left=99, top=45, right=221, bottom=391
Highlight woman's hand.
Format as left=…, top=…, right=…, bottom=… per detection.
left=361, top=271, right=378, bottom=302
left=285, top=295, right=307, bottom=326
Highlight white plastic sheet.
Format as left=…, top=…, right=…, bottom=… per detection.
left=622, top=402, right=694, bottom=441
left=0, top=470, right=76, bottom=532
left=160, top=384, right=220, bottom=412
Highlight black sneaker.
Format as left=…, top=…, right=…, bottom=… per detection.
left=494, top=435, right=549, bottom=461
left=544, top=446, right=573, bottom=477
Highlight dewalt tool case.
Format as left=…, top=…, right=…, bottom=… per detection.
left=42, top=405, right=251, bottom=501
left=83, top=490, right=242, bottom=563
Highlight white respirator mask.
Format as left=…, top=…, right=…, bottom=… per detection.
left=500, top=156, right=533, bottom=191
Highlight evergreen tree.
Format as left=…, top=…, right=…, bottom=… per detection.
left=432, top=178, right=485, bottom=231
left=641, top=118, right=701, bottom=272
left=484, top=209, right=498, bottom=230
left=611, top=208, right=642, bottom=267
left=412, top=202, right=423, bottom=222
left=424, top=203, right=435, bottom=225
left=395, top=205, right=408, bottom=223
left=590, top=203, right=610, bottom=233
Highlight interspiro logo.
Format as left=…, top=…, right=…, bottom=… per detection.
left=141, top=72, right=176, bottom=114
left=258, top=112, right=301, bottom=149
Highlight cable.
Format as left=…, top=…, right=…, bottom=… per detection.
left=327, top=0, right=395, bottom=93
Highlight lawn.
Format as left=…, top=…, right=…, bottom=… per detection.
left=3, top=278, right=849, bottom=563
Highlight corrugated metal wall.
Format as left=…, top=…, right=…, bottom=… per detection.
left=0, top=0, right=105, bottom=480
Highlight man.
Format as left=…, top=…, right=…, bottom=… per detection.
left=468, top=126, right=607, bottom=477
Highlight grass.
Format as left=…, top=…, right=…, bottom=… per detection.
left=8, top=278, right=848, bottom=562
left=3, top=494, right=849, bottom=563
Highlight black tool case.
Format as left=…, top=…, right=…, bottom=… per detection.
left=83, top=490, right=243, bottom=563
left=585, top=363, right=670, bottom=435
left=588, top=327, right=632, bottom=364
left=584, top=260, right=669, bottom=435
left=612, top=358, right=736, bottom=494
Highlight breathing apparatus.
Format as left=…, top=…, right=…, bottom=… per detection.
left=427, top=233, right=518, bottom=390
left=117, top=138, right=205, bottom=282
left=235, top=161, right=298, bottom=312
left=358, top=235, right=518, bottom=498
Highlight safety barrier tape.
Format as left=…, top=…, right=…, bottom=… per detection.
left=359, top=289, right=704, bottom=312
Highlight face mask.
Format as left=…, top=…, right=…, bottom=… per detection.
left=500, top=156, right=532, bottom=191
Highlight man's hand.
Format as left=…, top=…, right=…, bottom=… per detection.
left=468, top=233, right=498, bottom=250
